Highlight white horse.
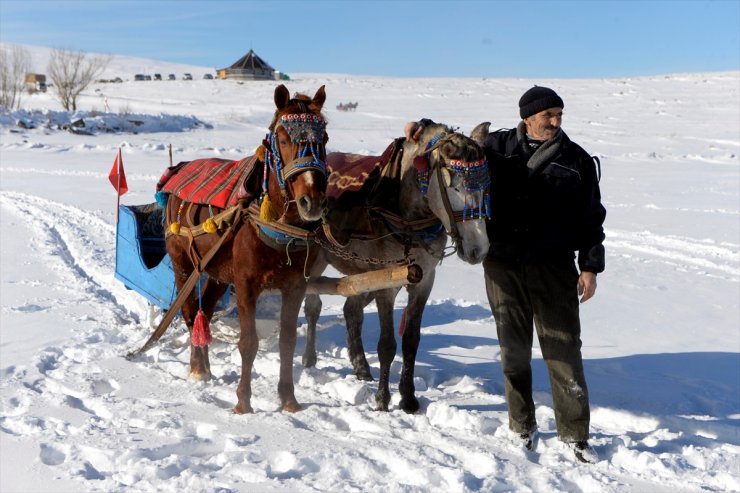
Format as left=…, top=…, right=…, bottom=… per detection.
left=303, top=122, right=491, bottom=412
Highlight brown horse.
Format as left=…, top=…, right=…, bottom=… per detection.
left=303, top=122, right=491, bottom=413
left=164, top=84, right=328, bottom=414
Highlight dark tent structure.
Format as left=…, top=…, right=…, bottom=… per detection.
left=217, top=50, right=276, bottom=81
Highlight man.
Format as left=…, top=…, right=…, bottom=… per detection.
left=405, top=87, right=606, bottom=463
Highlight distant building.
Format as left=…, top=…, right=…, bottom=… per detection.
left=217, top=50, right=277, bottom=81
left=25, top=73, right=47, bottom=93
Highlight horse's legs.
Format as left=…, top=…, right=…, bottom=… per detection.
left=233, top=282, right=259, bottom=414
left=171, top=266, right=209, bottom=381
left=188, top=277, right=229, bottom=380
left=302, top=293, right=322, bottom=368
left=278, top=287, right=305, bottom=412
left=302, top=256, right=327, bottom=368
left=374, top=289, right=399, bottom=411
left=398, top=270, right=435, bottom=413
left=344, top=294, right=374, bottom=381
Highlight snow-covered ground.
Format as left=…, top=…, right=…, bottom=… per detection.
left=1, top=45, right=738, bottom=492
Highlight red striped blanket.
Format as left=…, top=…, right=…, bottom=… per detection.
left=157, top=156, right=260, bottom=209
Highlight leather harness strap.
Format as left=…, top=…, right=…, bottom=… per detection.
left=126, top=205, right=246, bottom=359
left=165, top=205, right=242, bottom=239
left=435, top=163, right=461, bottom=244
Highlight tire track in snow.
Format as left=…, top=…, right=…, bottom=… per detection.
left=605, top=228, right=739, bottom=281
left=1, top=166, right=159, bottom=183
left=0, top=190, right=144, bottom=324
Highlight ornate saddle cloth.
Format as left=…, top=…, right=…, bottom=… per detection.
left=157, top=155, right=261, bottom=209
left=326, top=139, right=402, bottom=202
left=324, top=139, right=405, bottom=239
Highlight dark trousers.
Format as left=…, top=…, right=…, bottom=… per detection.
left=483, top=257, right=590, bottom=442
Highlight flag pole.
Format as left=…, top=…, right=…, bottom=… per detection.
left=115, top=147, right=122, bottom=224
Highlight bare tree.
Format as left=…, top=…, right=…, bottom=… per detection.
left=0, top=44, right=30, bottom=110
left=47, top=48, right=110, bottom=111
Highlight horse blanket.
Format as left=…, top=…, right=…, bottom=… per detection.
left=326, top=138, right=403, bottom=202
left=323, top=138, right=406, bottom=240
left=157, top=156, right=261, bottom=209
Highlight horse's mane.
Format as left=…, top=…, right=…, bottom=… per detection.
left=268, top=92, right=327, bottom=131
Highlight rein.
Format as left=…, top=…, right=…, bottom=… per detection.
left=435, top=161, right=462, bottom=245
left=417, top=132, right=462, bottom=246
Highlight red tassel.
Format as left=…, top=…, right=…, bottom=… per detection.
left=398, top=307, right=407, bottom=337
left=192, top=309, right=212, bottom=347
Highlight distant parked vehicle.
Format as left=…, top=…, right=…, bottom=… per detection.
left=168, top=74, right=176, bottom=80
left=182, top=73, right=193, bottom=80
left=203, top=73, right=214, bottom=80
left=145, top=75, right=152, bottom=81
left=153, top=73, right=162, bottom=81
left=134, top=74, right=146, bottom=81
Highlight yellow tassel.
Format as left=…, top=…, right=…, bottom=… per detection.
left=203, top=217, right=217, bottom=234
left=255, top=144, right=267, bottom=158
left=260, top=195, right=274, bottom=221
left=170, top=222, right=181, bottom=234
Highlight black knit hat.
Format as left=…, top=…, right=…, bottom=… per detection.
left=519, top=86, right=564, bottom=119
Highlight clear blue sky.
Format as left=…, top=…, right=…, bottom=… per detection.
left=1, top=0, right=738, bottom=78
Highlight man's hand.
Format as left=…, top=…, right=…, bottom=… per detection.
left=578, top=271, right=597, bottom=303
left=404, top=121, right=425, bottom=142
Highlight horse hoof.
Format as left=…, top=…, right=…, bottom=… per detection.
left=355, top=369, right=374, bottom=381
left=233, top=403, right=254, bottom=414
left=374, top=397, right=390, bottom=412
left=400, top=396, right=420, bottom=414
left=302, top=353, right=317, bottom=368
left=282, top=401, right=302, bottom=413
left=188, top=370, right=212, bottom=382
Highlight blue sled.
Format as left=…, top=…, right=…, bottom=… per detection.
left=114, top=203, right=236, bottom=315
left=115, top=204, right=178, bottom=310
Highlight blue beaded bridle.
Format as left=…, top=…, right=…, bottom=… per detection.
left=263, top=111, right=328, bottom=197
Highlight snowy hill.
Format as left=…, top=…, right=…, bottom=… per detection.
left=1, top=45, right=738, bottom=492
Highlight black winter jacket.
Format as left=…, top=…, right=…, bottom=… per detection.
left=482, top=127, right=606, bottom=273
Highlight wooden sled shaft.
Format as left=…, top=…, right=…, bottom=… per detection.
left=306, top=264, right=422, bottom=297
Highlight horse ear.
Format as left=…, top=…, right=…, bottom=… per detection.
left=311, top=85, right=326, bottom=111
left=471, top=122, right=491, bottom=146
left=274, top=84, right=290, bottom=110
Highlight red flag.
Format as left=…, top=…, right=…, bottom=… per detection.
left=108, top=149, right=128, bottom=196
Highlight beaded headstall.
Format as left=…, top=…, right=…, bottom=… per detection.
left=446, top=158, right=491, bottom=220
left=263, top=113, right=328, bottom=194
left=415, top=132, right=491, bottom=221
left=280, top=113, right=327, bottom=144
